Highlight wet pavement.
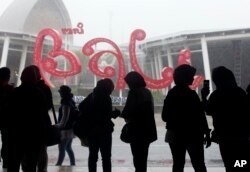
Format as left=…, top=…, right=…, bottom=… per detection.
left=47, top=114, right=224, bottom=167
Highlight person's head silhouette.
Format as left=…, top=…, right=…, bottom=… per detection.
left=124, top=71, right=146, bottom=90
left=0, top=67, right=11, bottom=85
left=29, top=65, right=42, bottom=81
left=212, top=66, right=237, bottom=89
left=246, top=83, right=250, bottom=94
left=94, top=78, right=114, bottom=96
left=58, top=85, right=73, bottom=100
left=21, top=66, right=40, bottom=84
left=173, top=64, right=196, bottom=86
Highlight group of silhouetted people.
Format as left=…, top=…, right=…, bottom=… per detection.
left=0, top=65, right=56, bottom=172
left=0, top=64, right=249, bottom=172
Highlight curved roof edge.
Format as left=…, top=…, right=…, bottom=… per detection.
left=0, top=0, right=37, bottom=32
left=139, top=28, right=250, bottom=48
left=54, top=0, right=72, bottom=28
left=0, top=0, right=72, bottom=35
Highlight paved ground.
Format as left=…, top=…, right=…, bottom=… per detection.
left=47, top=114, right=224, bottom=167
left=0, top=114, right=226, bottom=171
left=0, top=166, right=226, bottom=172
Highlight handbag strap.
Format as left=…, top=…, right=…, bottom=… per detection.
left=51, top=103, right=58, bottom=124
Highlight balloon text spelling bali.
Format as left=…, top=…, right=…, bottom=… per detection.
left=33, top=27, right=204, bottom=89
left=33, top=29, right=82, bottom=87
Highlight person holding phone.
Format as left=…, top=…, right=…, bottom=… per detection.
left=202, top=66, right=250, bottom=172
left=203, top=80, right=210, bottom=90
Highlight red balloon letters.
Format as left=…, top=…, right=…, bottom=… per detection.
left=33, top=28, right=203, bottom=89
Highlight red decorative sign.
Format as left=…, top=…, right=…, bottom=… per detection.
left=178, top=49, right=191, bottom=65
left=177, top=49, right=204, bottom=89
left=62, top=22, right=84, bottom=34
left=33, top=27, right=203, bottom=90
left=82, top=38, right=126, bottom=89
left=129, top=29, right=174, bottom=89
left=33, top=28, right=82, bottom=87
left=190, top=75, right=204, bottom=90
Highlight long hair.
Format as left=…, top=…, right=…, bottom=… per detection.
left=20, top=66, right=39, bottom=84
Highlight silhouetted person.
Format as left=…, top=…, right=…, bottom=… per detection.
left=202, top=66, right=250, bottom=172
left=0, top=67, right=14, bottom=169
left=55, top=85, right=76, bottom=166
left=21, top=65, right=53, bottom=172
left=78, top=78, right=120, bottom=172
left=162, top=64, right=211, bottom=172
left=6, top=66, right=48, bottom=172
left=246, top=82, right=250, bottom=104
left=121, top=71, right=157, bottom=172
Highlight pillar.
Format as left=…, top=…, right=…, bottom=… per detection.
left=0, top=37, right=10, bottom=67
left=201, top=36, right=212, bottom=90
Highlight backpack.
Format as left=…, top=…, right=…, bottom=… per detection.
left=69, top=103, right=80, bottom=127
left=62, top=102, right=80, bottom=130
left=73, top=94, right=92, bottom=139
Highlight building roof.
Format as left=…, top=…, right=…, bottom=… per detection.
left=139, top=28, right=250, bottom=49
left=0, top=0, right=72, bottom=37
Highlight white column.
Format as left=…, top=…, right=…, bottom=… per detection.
left=127, top=60, right=132, bottom=72
left=158, top=50, right=163, bottom=76
left=64, top=36, right=68, bottom=85
left=184, top=45, right=191, bottom=64
left=94, top=75, right=97, bottom=87
left=148, top=51, right=156, bottom=79
left=0, top=37, right=10, bottom=67
left=201, top=36, right=212, bottom=89
left=17, top=45, right=28, bottom=86
left=166, top=46, right=173, bottom=68
left=63, top=61, right=67, bottom=85
left=119, top=89, right=123, bottom=106
left=75, top=74, right=79, bottom=85
left=167, top=46, right=175, bottom=88
left=154, top=49, right=160, bottom=79
left=150, top=62, right=155, bottom=78
left=157, top=50, right=161, bottom=79
left=156, top=48, right=165, bottom=94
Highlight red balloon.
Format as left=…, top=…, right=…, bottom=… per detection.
left=129, top=29, right=174, bottom=89
left=33, top=28, right=81, bottom=87
left=82, top=38, right=126, bottom=89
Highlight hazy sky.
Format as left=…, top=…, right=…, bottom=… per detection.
left=62, top=0, right=250, bottom=46
left=1, top=0, right=250, bottom=46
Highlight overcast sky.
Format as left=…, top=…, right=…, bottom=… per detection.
left=62, top=0, right=250, bottom=46
left=1, top=0, right=250, bottom=46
